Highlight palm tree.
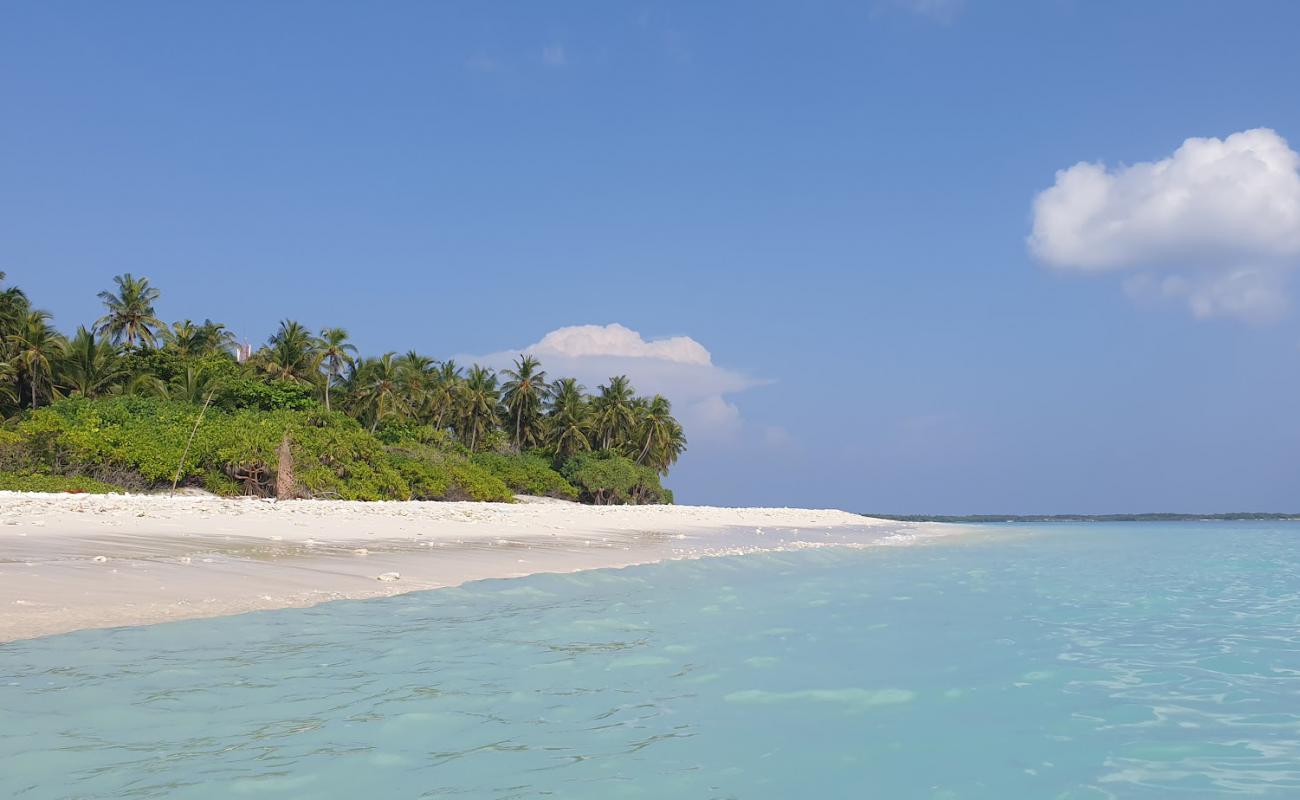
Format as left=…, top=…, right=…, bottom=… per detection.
left=313, top=327, right=356, bottom=412
left=335, top=357, right=365, bottom=414
left=160, top=320, right=204, bottom=358
left=649, top=418, right=687, bottom=473
left=95, top=273, right=163, bottom=348
left=0, top=273, right=30, bottom=337
left=195, top=319, right=237, bottom=356
left=398, top=350, right=434, bottom=374
left=590, top=375, right=637, bottom=450
left=0, top=360, right=17, bottom=414
left=546, top=377, right=591, bottom=460
left=428, top=360, right=462, bottom=430
left=501, top=354, right=550, bottom=451
left=355, top=353, right=409, bottom=431
left=155, top=365, right=219, bottom=404
left=0, top=273, right=697, bottom=493
left=634, top=394, right=677, bottom=465
left=396, top=351, right=436, bottom=420
left=456, top=364, right=501, bottom=452
left=58, top=327, right=126, bottom=398
left=258, top=320, right=317, bottom=384
left=9, top=310, right=66, bottom=408
left=161, top=318, right=236, bottom=358
left=0, top=273, right=31, bottom=413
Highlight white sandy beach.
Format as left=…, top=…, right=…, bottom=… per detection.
left=0, top=492, right=945, bottom=642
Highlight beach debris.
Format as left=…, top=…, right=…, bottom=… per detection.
left=353, top=548, right=369, bottom=555
left=179, top=556, right=192, bottom=565
left=376, top=572, right=401, bottom=582
left=92, top=555, right=108, bottom=563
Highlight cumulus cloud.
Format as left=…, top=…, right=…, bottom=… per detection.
left=1028, top=128, right=1300, bottom=322
left=529, top=324, right=711, bottom=364
left=469, top=324, right=766, bottom=442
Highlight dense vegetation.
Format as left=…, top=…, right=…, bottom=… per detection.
left=0, top=471, right=120, bottom=494
left=0, top=273, right=683, bottom=503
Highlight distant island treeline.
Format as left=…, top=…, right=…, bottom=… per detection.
left=0, top=273, right=685, bottom=503
left=868, top=513, right=1300, bottom=523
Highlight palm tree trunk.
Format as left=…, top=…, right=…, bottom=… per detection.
left=637, top=431, right=653, bottom=465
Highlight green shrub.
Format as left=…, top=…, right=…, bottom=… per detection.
left=446, top=462, right=514, bottom=502
left=0, top=471, right=121, bottom=494
left=389, top=453, right=453, bottom=499
left=18, top=396, right=190, bottom=482
left=202, top=469, right=241, bottom=496
left=119, top=351, right=241, bottom=394
left=12, top=398, right=405, bottom=499
left=3, top=397, right=613, bottom=504
left=374, top=422, right=464, bottom=453
left=560, top=451, right=672, bottom=505
left=0, top=429, right=32, bottom=472
left=213, top=377, right=317, bottom=412
left=472, top=452, right=577, bottom=500
left=477, top=428, right=510, bottom=454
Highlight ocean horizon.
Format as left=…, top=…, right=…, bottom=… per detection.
left=5, top=520, right=1300, bottom=799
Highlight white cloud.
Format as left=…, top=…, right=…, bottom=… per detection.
left=542, top=44, right=567, bottom=66
left=529, top=323, right=711, bottom=365
left=468, top=323, right=765, bottom=442
left=1028, top=128, right=1300, bottom=322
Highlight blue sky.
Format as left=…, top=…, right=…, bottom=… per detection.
left=3, top=1, right=1300, bottom=512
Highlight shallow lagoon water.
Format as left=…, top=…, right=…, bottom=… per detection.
left=3, top=521, right=1300, bottom=799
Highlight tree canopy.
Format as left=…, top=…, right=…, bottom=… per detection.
left=0, top=273, right=686, bottom=502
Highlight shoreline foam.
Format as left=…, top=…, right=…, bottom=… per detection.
left=0, top=492, right=946, bottom=642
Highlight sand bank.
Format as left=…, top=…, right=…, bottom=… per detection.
left=0, top=492, right=946, bottom=642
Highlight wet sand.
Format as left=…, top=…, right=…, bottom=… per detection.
left=0, top=492, right=942, bottom=642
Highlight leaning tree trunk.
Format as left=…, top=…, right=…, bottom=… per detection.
left=275, top=432, right=296, bottom=500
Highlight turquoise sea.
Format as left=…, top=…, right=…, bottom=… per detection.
left=4, top=521, right=1300, bottom=799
